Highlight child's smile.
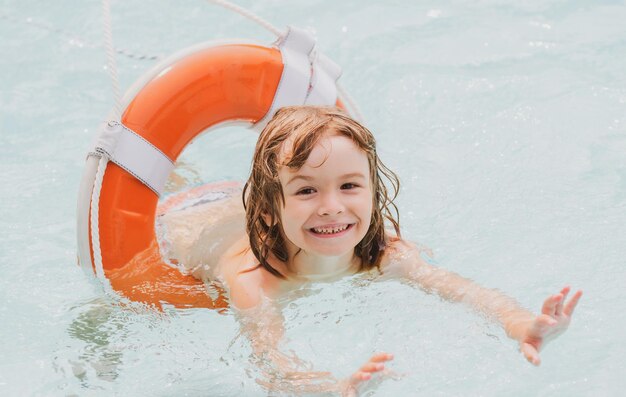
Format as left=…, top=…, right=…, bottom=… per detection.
left=309, top=223, right=353, bottom=236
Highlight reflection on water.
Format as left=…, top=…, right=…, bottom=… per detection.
left=66, top=299, right=125, bottom=386
left=63, top=287, right=233, bottom=392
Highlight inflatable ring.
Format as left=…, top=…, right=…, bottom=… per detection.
left=77, top=27, right=348, bottom=309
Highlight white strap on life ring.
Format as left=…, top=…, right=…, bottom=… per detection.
left=252, top=26, right=342, bottom=131
left=91, top=121, right=175, bottom=196
left=305, top=52, right=342, bottom=106
left=89, top=28, right=342, bottom=195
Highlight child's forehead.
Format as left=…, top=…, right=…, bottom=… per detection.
left=279, top=132, right=368, bottom=175
left=279, top=130, right=346, bottom=164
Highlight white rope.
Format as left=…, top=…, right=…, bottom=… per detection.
left=0, top=12, right=160, bottom=61
left=337, top=82, right=365, bottom=123
left=102, top=0, right=123, bottom=120
left=206, top=0, right=282, bottom=37
left=205, top=1, right=363, bottom=122
left=90, top=156, right=108, bottom=281
left=206, top=1, right=363, bottom=122
left=10, top=2, right=361, bottom=123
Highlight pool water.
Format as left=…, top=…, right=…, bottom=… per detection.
left=1, top=0, right=625, bottom=395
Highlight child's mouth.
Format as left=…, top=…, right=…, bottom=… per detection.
left=309, top=224, right=353, bottom=236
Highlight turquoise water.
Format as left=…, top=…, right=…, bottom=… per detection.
left=1, top=0, right=625, bottom=395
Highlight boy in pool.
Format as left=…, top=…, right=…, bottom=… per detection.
left=163, top=106, right=582, bottom=395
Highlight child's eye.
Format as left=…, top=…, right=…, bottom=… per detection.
left=296, top=188, right=316, bottom=195
left=341, top=183, right=358, bottom=190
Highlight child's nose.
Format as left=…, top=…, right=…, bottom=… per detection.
left=317, top=192, right=345, bottom=216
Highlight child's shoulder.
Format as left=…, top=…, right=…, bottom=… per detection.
left=218, top=236, right=282, bottom=310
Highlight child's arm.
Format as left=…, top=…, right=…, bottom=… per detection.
left=231, top=271, right=393, bottom=395
left=381, top=239, right=582, bottom=366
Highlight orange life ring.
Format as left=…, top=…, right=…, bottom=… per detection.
left=77, top=28, right=349, bottom=309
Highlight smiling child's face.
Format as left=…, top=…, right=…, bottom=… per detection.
left=278, top=132, right=373, bottom=258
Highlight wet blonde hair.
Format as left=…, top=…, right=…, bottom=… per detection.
left=242, top=106, right=400, bottom=278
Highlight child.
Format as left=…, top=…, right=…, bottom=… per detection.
left=163, top=106, right=582, bottom=395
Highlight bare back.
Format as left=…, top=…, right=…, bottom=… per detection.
left=159, top=193, right=246, bottom=280
left=158, top=191, right=283, bottom=307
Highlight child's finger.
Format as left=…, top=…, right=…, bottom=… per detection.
left=563, top=290, right=583, bottom=316
left=541, top=294, right=562, bottom=315
left=369, top=352, right=394, bottom=363
left=351, top=371, right=371, bottom=382
left=360, top=362, right=385, bottom=373
left=555, top=286, right=570, bottom=315
left=520, top=343, right=541, bottom=366
left=537, top=314, right=558, bottom=328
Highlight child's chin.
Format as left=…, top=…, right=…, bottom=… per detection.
left=308, top=245, right=354, bottom=258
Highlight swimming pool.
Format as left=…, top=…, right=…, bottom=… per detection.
left=1, top=0, right=625, bottom=395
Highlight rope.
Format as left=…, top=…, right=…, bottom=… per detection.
left=115, top=48, right=160, bottom=61
left=102, top=0, right=123, bottom=120
left=206, top=1, right=363, bottom=122
left=337, top=83, right=365, bottom=123
left=97, top=0, right=282, bottom=122
left=0, top=12, right=160, bottom=61
left=206, top=0, right=282, bottom=37
left=90, top=155, right=108, bottom=282
left=8, top=3, right=361, bottom=122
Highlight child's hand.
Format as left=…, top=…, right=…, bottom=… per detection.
left=341, top=352, right=394, bottom=396
left=520, top=286, right=583, bottom=366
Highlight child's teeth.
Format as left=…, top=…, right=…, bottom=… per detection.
left=313, top=225, right=348, bottom=234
